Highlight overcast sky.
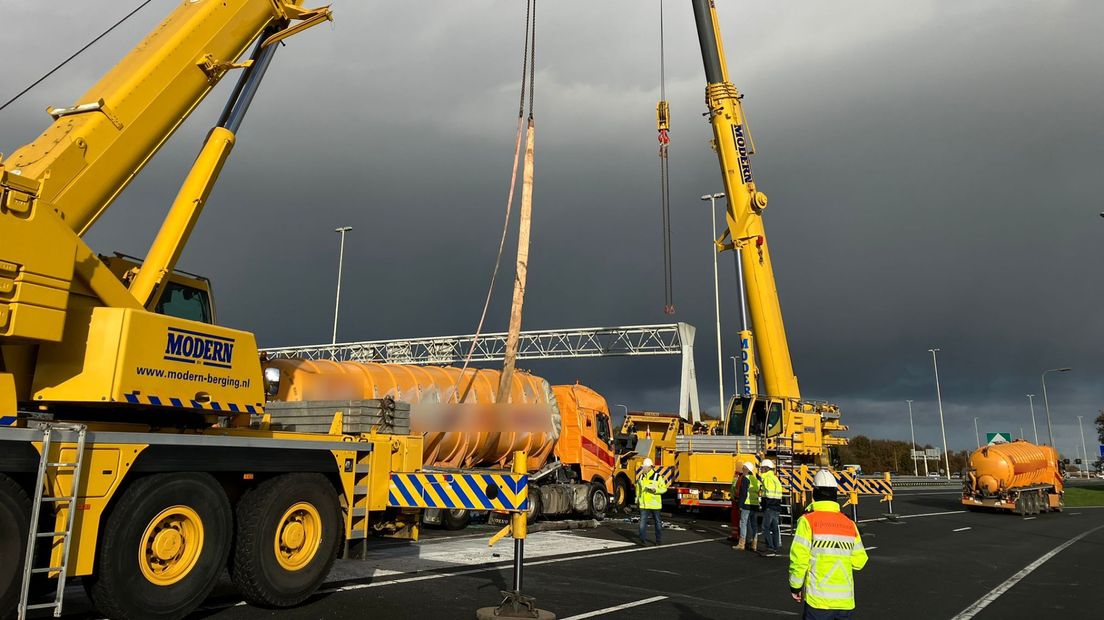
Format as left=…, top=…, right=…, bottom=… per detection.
left=2, top=1, right=1102, bottom=458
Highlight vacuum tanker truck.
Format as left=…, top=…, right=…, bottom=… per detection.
left=264, top=359, right=615, bottom=528
left=961, top=440, right=1064, bottom=515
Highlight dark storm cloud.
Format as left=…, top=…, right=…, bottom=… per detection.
left=2, top=1, right=1101, bottom=457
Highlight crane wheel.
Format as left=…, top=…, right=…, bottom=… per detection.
left=87, top=473, right=232, bottom=620
left=230, top=474, right=341, bottom=608
left=613, top=476, right=633, bottom=514
left=0, top=474, right=31, bottom=620
left=588, top=483, right=609, bottom=521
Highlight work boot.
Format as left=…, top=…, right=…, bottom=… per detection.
left=733, top=537, right=745, bottom=550
left=750, top=538, right=758, bottom=552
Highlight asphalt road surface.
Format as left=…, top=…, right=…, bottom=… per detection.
left=56, top=482, right=1103, bottom=619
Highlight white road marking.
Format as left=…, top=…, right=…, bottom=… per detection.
left=560, top=595, right=669, bottom=620
left=953, top=527, right=971, bottom=532
left=864, top=546, right=878, bottom=551
left=322, top=537, right=724, bottom=594
left=647, top=568, right=679, bottom=575
left=858, top=510, right=965, bottom=523
left=327, top=530, right=634, bottom=583
left=951, top=523, right=1104, bottom=620
left=1023, top=517, right=1036, bottom=521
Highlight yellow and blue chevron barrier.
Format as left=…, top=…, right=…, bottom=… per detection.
left=388, top=471, right=528, bottom=512
left=634, top=465, right=677, bottom=486
left=778, top=467, right=892, bottom=497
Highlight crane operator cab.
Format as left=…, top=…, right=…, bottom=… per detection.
left=725, top=395, right=784, bottom=439
left=102, top=253, right=216, bottom=324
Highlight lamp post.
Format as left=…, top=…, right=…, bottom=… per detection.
left=907, top=400, right=917, bottom=476
left=973, top=417, right=981, bottom=449
left=929, top=348, right=951, bottom=479
left=1078, top=415, right=1089, bottom=479
left=701, top=192, right=726, bottom=417
left=332, top=226, right=353, bottom=344
left=1040, top=368, right=1071, bottom=446
left=1026, top=394, right=1039, bottom=444
left=614, top=404, right=629, bottom=420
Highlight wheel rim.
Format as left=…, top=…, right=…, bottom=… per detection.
left=614, top=484, right=625, bottom=506
left=594, top=490, right=608, bottom=515
left=139, top=506, right=204, bottom=586
left=274, top=502, right=322, bottom=571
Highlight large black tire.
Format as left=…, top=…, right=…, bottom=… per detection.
left=442, top=509, right=471, bottom=531
left=87, top=473, right=232, bottom=620
left=588, top=483, right=609, bottom=521
left=0, top=474, right=31, bottom=620
left=525, top=487, right=542, bottom=524
left=613, top=476, right=633, bottom=514
left=230, top=473, right=341, bottom=608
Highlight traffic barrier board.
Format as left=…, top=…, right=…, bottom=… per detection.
left=388, top=472, right=528, bottom=512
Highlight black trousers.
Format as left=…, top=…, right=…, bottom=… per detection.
left=803, top=605, right=854, bottom=620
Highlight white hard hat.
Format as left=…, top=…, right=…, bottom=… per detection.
left=742, top=461, right=756, bottom=473
left=642, top=458, right=654, bottom=468
left=760, top=459, right=775, bottom=469
left=813, top=469, right=838, bottom=489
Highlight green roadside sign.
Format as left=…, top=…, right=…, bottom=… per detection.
left=986, top=432, right=1012, bottom=445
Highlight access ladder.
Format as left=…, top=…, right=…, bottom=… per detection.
left=18, top=423, right=87, bottom=620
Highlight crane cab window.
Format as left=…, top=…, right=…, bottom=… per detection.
left=595, top=412, right=612, bottom=446
left=765, top=401, right=783, bottom=438
left=747, top=399, right=771, bottom=437
left=726, top=396, right=752, bottom=435
left=156, top=281, right=213, bottom=324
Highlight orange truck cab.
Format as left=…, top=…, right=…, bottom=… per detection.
left=551, top=384, right=616, bottom=496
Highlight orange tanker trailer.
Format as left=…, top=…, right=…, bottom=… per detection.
left=264, top=359, right=615, bottom=528
left=962, top=440, right=1063, bottom=515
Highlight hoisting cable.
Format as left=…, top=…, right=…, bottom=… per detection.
left=657, top=0, right=675, bottom=315
left=0, top=0, right=156, bottom=113
left=455, top=0, right=537, bottom=404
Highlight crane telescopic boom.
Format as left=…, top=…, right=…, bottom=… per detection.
left=689, top=0, right=845, bottom=460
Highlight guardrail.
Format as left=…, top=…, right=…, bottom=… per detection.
left=891, top=476, right=962, bottom=488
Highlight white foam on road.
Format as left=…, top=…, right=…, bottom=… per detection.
left=560, top=595, right=669, bottom=620
left=951, top=523, right=1104, bottom=620
left=327, top=530, right=635, bottom=583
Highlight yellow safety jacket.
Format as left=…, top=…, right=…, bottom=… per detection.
left=788, top=501, right=868, bottom=610
left=636, top=469, right=668, bottom=510
left=761, top=470, right=784, bottom=500
left=744, top=474, right=761, bottom=507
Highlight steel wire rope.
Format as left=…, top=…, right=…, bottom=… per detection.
left=0, top=0, right=156, bottom=113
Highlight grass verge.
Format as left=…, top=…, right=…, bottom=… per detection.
left=1063, top=485, right=1104, bottom=507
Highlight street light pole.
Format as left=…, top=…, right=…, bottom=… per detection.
left=1026, top=394, right=1039, bottom=444
left=1077, top=415, right=1089, bottom=480
left=614, top=404, right=629, bottom=420
left=1040, top=368, right=1071, bottom=446
left=907, top=400, right=917, bottom=476
left=973, top=417, right=980, bottom=449
left=332, top=226, right=353, bottom=345
left=929, top=348, right=951, bottom=480
left=701, top=192, right=726, bottom=417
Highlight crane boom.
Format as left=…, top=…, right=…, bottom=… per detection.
left=0, top=0, right=329, bottom=416
left=691, top=0, right=799, bottom=400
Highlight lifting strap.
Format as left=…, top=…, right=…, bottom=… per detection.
left=497, top=0, right=538, bottom=403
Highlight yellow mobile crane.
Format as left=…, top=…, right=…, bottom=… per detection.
left=613, top=1, right=850, bottom=510
left=0, top=3, right=432, bottom=619
left=691, top=0, right=847, bottom=459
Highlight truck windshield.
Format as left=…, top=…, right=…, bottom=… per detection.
left=156, top=281, right=212, bottom=324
